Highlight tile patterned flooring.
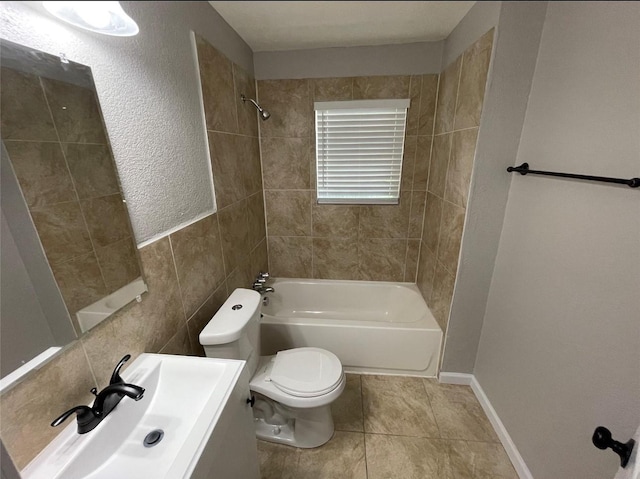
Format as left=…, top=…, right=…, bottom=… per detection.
left=257, top=374, right=518, bottom=479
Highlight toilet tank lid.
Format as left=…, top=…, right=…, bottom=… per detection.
left=199, top=288, right=261, bottom=346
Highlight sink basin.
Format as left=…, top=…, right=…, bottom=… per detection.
left=22, top=354, right=245, bottom=479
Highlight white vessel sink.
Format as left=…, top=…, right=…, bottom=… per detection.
left=22, top=354, right=245, bottom=479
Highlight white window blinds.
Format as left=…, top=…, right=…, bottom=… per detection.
left=315, top=99, right=410, bottom=204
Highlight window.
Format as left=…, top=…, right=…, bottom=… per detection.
left=314, top=99, right=410, bottom=204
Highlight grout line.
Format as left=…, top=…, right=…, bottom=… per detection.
left=412, top=74, right=422, bottom=137
left=185, top=288, right=214, bottom=324
left=213, top=209, right=231, bottom=283
left=361, top=431, right=443, bottom=440
left=78, top=339, right=99, bottom=389
left=263, top=188, right=315, bottom=192
left=205, top=128, right=258, bottom=139
left=231, top=63, right=240, bottom=135
left=265, top=234, right=415, bottom=240
left=415, top=189, right=428, bottom=277
left=158, top=326, right=180, bottom=354
left=50, top=235, right=134, bottom=267
left=437, top=258, right=458, bottom=279
left=305, top=81, right=316, bottom=277
left=25, top=198, right=80, bottom=209
left=307, top=82, right=317, bottom=279
left=28, top=191, right=128, bottom=212
left=167, top=234, right=188, bottom=322
left=415, top=239, right=424, bottom=285
left=361, top=431, right=499, bottom=445
left=39, top=76, right=111, bottom=296
left=255, top=78, right=271, bottom=274
left=401, top=238, right=409, bottom=282
left=420, top=377, right=443, bottom=438
left=2, top=139, right=109, bottom=146
left=358, top=375, right=369, bottom=478
left=425, top=184, right=467, bottom=213
left=433, top=125, right=480, bottom=135
left=424, top=76, right=439, bottom=194
left=432, top=133, right=455, bottom=302
left=256, top=134, right=311, bottom=139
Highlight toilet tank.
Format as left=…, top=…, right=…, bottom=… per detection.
left=199, top=288, right=262, bottom=376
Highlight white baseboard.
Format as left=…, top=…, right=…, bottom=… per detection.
left=438, top=372, right=473, bottom=385
left=439, top=372, right=534, bottom=479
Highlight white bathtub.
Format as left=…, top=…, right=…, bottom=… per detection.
left=260, top=278, right=442, bottom=377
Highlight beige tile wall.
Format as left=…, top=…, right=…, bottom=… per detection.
left=194, top=34, right=268, bottom=293
left=258, top=74, right=438, bottom=281
left=0, top=37, right=267, bottom=470
left=416, top=29, right=495, bottom=331
left=1, top=67, right=140, bottom=322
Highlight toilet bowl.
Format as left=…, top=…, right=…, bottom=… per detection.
left=199, top=288, right=345, bottom=448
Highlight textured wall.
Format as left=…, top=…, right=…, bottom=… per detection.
left=258, top=75, right=437, bottom=281
left=474, top=3, right=640, bottom=478
left=415, top=30, right=494, bottom=331
left=0, top=10, right=265, bottom=471
left=0, top=1, right=253, bottom=244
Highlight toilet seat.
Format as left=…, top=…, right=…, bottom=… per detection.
left=270, top=348, right=343, bottom=398
left=249, top=351, right=345, bottom=408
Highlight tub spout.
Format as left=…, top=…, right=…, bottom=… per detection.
left=252, top=283, right=274, bottom=294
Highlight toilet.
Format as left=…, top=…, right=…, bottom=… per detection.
left=199, top=288, right=345, bottom=448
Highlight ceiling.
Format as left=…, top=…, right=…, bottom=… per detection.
left=209, top=1, right=475, bottom=52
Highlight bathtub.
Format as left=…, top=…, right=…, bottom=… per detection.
left=259, top=278, right=442, bottom=377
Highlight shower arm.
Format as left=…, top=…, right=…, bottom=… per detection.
left=241, top=94, right=260, bottom=110
left=240, top=94, right=270, bottom=120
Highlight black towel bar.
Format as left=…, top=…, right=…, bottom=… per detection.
left=507, top=163, right=640, bottom=188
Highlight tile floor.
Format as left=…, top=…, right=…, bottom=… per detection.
left=257, top=374, right=518, bottom=479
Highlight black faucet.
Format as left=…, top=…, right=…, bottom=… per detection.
left=51, top=355, right=145, bottom=434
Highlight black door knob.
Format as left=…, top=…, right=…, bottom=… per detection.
left=592, top=426, right=635, bottom=468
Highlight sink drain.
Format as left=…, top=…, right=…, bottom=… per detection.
left=143, top=429, right=164, bottom=448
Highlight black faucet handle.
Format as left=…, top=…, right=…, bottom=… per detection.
left=110, top=354, right=131, bottom=385
left=51, top=405, right=95, bottom=428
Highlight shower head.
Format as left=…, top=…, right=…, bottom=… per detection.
left=241, top=94, right=270, bottom=121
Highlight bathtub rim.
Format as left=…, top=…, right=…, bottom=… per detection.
left=262, top=277, right=441, bottom=331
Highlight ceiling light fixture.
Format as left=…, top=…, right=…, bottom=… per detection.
left=42, top=2, right=139, bottom=36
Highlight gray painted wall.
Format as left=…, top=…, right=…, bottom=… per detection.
left=441, top=1, right=501, bottom=69
left=0, top=440, right=19, bottom=479
left=0, top=1, right=253, bottom=244
left=441, top=2, right=547, bottom=373
left=0, top=213, right=55, bottom=377
left=254, top=41, right=443, bottom=80
left=474, top=3, right=640, bottom=478
left=0, top=149, right=75, bottom=350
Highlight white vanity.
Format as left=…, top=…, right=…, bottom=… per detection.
left=21, top=354, right=260, bottom=479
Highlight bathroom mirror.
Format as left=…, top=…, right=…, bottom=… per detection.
left=0, top=39, right=146, bottom=381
